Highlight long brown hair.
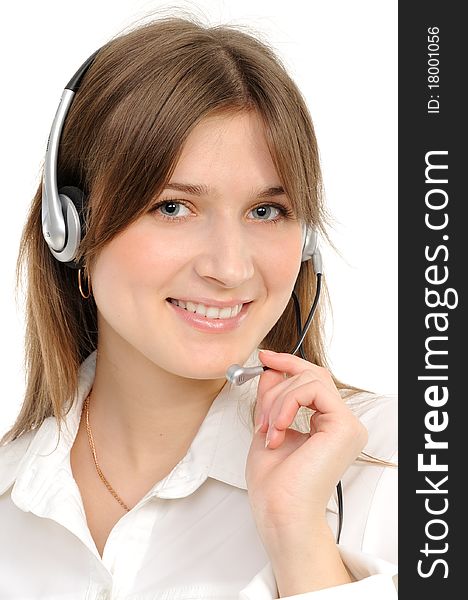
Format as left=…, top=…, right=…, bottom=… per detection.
left=1, top=12, right=372, bottom=447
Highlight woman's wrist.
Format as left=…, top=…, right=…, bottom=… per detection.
left=264, top=520, right=352, bottom=597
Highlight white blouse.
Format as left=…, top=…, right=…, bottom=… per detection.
left=0, top=349, right=398, bottom=599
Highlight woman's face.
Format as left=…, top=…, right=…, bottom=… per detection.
left=90, top=110, right=303, bottom=379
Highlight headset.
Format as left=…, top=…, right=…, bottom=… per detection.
left=41, top=49, right=100, bottom=269
left=41, top=48, right=343, bottom=544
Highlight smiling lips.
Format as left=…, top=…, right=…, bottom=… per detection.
left=167, top=298, right=252, bottom=332
left=168, top=298, right=247, bottom=319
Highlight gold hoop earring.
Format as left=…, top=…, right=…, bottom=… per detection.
left=78, top=267, right=92, bottom=299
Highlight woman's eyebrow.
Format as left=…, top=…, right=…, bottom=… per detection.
left=162, top=183, right=286, bottom=199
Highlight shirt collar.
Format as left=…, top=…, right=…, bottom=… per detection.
left=1, top=349, right=338, bottom=514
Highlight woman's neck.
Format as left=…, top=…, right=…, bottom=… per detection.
left=86, top=340, right=228, bottom=475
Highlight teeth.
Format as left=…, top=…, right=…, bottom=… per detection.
left=185, top=301, right=196, bottom=312
left=170, top=299, right=243, bottom=319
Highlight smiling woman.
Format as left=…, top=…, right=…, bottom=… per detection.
left=0, top=11, right=397, bottom=600
left=86, top=110, right=305, bottom=377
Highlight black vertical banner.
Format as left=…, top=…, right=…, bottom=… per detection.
left=399, top=2, right=464, bottom=597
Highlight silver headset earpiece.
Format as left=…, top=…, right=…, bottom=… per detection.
left=41, top=89, right=83, bottom=265
left=301, top=222, right=323, bottom=274
left=41, top=50, right=101, bottom=268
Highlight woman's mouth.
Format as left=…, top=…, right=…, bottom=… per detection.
left=167, top=298, right=246, bottom=319
left=166, top=298, right=252, bottom=332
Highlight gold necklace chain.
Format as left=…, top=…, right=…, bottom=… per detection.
left=83, top=391, right=131, bottom=512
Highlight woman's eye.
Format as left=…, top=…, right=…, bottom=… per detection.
left=250, top=205, right=281, bottom=220
left=154, top=201, right=192, bottom=219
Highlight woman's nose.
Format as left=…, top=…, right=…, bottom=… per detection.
left=193, top=223, right=255, bottom=288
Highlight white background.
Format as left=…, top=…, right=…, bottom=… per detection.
left=0, top=0, right=397, bottom=437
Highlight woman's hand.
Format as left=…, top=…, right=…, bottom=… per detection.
left=245, top=349, right=368, bottom=537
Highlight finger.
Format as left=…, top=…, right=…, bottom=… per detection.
left=259, top=350, right=336, bottom=392
left=275, top=379, right=346, bottom=426
left=256, top=367, right=317, bottom=431
left=256, top=353, right=337, bottom=436
left=266, top=381, right=351, bottom=449
left=254, top=367, right=285, bottom=430
left=260, top=371, right=301, bottom=432
left=309, top=409, right=322, bottom=436
left=260, top=371, right=316, bottom=429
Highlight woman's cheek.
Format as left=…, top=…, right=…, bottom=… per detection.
left=271, top=237, right=302, bottom=286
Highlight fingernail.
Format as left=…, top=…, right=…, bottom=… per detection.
left=254, top=413, right=264, bottom=434
left=265, top=426, right=272, bottom=448
left=261, top=349, right=275, bottom=354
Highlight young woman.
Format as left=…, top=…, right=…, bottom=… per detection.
left=0, top=14, right=397, bottom=599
